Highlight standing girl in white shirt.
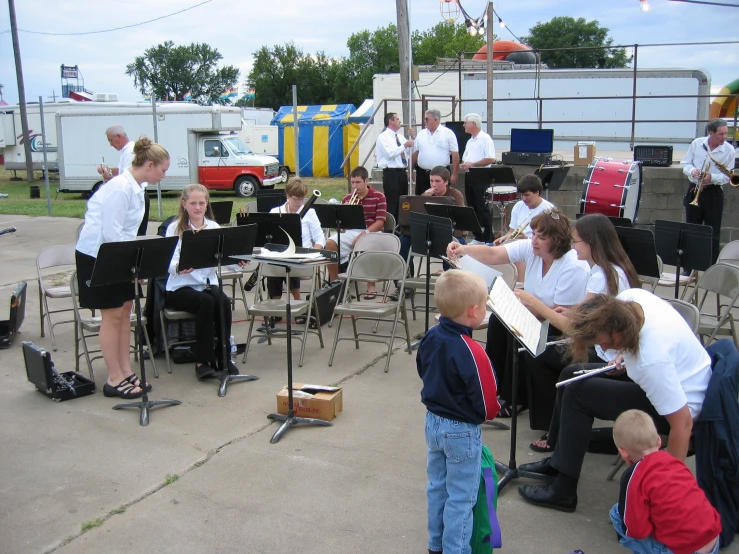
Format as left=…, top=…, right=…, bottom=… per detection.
left=165, top=184, right=241, bottom=380
left=75, top=136, right=169, bottom=399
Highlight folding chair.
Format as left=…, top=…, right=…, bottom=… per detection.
left=70, top=271, right=158, bottom=381
left=329, top=251, right=412, bottom=373
left=243, top=262, right=323, bottom=367
left=689, top=262, right=739, bottom=345
left=336, top=233, right=401, bottom=303
left=159, top=308, right=197, bottom=374
left=717, top=240, right=739, bottom=268
left=36, top=244, right=76, bottom=350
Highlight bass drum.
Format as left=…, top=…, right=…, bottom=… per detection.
left=580, top=158, right=642, bottom=222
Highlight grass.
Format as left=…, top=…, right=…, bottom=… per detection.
left=0, top=166, right=351, bottom=221
left=164, top=474, right=179, bottom=485
left=80, top=518, right=104, bottom=533
left=109, top=506, right=126, bottom=515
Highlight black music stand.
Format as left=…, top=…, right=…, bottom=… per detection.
left=210, top=201, right=234, bottom=225
left=237, top=212, right=301, bottom=248
left=655, top=220, right=713, bottom=298
left=246, top=253, right=337, bottom=444
left=256, top=189, right=286, bottom=213
left=424, top=203, right=483, bottom=238
left=615, top=227, right=660, bottom=281
left=410, top=212, right=453, bottom=341
left=312, top=204, right=366, bottom=271
left=534, top=165, right=569, bottom=200
left=91, top=237, right=181, bottom=426
left=179, top=224, right=260, bottom=397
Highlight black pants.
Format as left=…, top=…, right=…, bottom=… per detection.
left=267, top=276, right=300, bottom=298
left=685, top=182, right=723, bottom=265
left=464, top=173, right=491, bottom=242
left=548, top=364, right=669, bottom=480
left=137, top=192, right=150, bottom=237
left=164, top=285, right=231, bottom=364
left=415, top=166, right=431, bottom=195
left=383, top=168, right=408, bottom=222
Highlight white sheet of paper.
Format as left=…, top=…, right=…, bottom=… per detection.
left=487, top=278, right=543, bottom=355
left=257, top=229, right=324, bottom=260
left=456, top=255, right=502, bottom=290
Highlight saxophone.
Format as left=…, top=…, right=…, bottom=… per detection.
left=501, top=215, right=531, bottom=244
left=705, top=148, right=739, bottom=187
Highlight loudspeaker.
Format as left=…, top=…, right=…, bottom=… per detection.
left=444, top=121, right=469, bottom=159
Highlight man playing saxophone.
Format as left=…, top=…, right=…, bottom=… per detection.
left=682, top=118, right=735, bottom=264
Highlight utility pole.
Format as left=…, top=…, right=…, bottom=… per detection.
left=396, top=0, right=412, bottom=126
left=8, top=0, right=35, bottom=182
left=486, top=1, right=494, bottom=137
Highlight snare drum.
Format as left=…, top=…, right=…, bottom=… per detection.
left=580, top=158, right=642, bottom=222
left=485, top=185, right=518, bottom=205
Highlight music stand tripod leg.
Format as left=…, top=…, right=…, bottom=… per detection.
left=266, top=266, right=333, bottom=443
left=493, top=346, right=552, bottom=492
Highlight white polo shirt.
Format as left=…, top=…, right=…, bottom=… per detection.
left=462, top=130, right=496, bottom=167
left=414, top=125, right=459, bottom=170
left=509, top=198, right=555, bottom=238
left=76, top=170, right=145, bottom=258
left=504, top=240, right=590, bottom=307
left=617, top=288, right=711, bottom=419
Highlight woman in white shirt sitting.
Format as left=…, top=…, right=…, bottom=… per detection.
left=165, top=184, right=241, bottom=380
left=515, top=213, right=642, bottom=436
left=267, top=179, right=325, bottom=321
left=76, top=136, right=169, bottom=400
left=446, top=208, right=590, bottom=419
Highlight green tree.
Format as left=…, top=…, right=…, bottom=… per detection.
left=412, top=22, right=487, bottom=65
left=342, top=24, right=400, bottom=104
left=522, top=16, right=630, bottom=69
left=126, top=41, right=240, bottom=104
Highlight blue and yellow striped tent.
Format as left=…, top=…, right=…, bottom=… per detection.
left=271, top=104, right=356, bottom=177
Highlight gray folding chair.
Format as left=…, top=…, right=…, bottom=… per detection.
left=329, top=251, right=412, bottom=373
left=36, top=244, right=76, bottom=350
left=159, top=309, right=197, bottom=373
left=718, top=240, right=739, bottom=268
left=336, top=232, right=401, bottom=302
left=689, top=262, right=739, bottom=345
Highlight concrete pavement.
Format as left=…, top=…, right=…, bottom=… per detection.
left=0, top=214, right=733, bottom=554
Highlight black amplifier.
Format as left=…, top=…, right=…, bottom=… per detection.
left=501, top=152, right=551, bottom=166
left=634, top=145, right=673, bottom=167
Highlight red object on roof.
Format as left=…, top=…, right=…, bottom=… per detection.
left=472, top=40, right=533, bottom=61
left=69, top=90, right=93, bottom=102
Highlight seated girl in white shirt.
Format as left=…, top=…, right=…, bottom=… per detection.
left=165, top=184, right=242, bottom=380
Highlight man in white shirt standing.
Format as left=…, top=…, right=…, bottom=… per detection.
left=376, top=112, right=414, bottom=221
left=411, top=109, right=459, bottom=195
left=682, top=118, right=735, bottom=265
left=96, top=124, right=149, bottom=236
left=460, top=113, right=496, bottom=243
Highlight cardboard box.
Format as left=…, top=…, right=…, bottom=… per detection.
left=276, top=383, right=343, bottom=421
left=574, top=142, right=596, bottom=166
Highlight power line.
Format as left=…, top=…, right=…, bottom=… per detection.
left=493, top=9, right=524, bottom=43
left=0, top=0, right=213, bottom=36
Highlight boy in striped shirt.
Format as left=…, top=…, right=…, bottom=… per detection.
left=417, top=270, right=500, bottom=554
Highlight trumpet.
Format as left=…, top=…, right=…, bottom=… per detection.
left=500, top=216, right=531, bottom=244
left=689, top=146, right=712, bottom=207
left=300, top=189, right=321, bottom=219
left=347, top=189, right=361, bottom=205
left=705, top=148, right=739, bottom=187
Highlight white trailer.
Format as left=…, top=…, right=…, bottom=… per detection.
left=0, top=99, right=143, bottom=171
left=371, top=66, right=710, bottom=156
left=56, top=104, right=281, bottom=197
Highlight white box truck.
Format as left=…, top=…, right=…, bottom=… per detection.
left=56, top=104, right=281, bottom=197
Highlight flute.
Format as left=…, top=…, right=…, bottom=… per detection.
left=555, top=363, right=618, bottom=388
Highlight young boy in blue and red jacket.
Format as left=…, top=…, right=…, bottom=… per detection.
left=417, top=269, right=500, bottom=554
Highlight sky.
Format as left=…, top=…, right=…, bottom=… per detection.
left=0, top=0, right=737, bottom=106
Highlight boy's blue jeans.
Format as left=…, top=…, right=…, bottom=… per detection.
left=425, top=411, right=482, bottom=554
left=609, top=504, right=720, bottom=554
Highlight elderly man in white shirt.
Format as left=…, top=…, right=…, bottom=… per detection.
left=411, top=109, right=459, bottom=195
left=682, top=118, right=736, bottom=265
left=461, top=113, right=497, bottom=243
left=376, top=112, right=414, bottom=220
left=97, top=124, right=149, bottom=236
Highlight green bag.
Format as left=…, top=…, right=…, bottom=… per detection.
left=470, top=445, right=501, bottom=553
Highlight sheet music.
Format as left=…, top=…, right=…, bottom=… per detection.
left=487, top=278, right=542, bottom=355
left=256, top=230, right=326, bottom=261
left=455, top=255, right=502, bottom=290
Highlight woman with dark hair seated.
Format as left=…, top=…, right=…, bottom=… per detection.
left=515, top=214, right=642, bottom=437
left=446, top=208, right=590, bottom=419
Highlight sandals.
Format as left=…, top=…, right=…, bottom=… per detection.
left=124, top=373, right=152, bottom=392
left=103, top=378, right=144, bottom=399
left=362, top=292, right=377, bottom=300
left=497, top=399, right=525, bottom=418
left=530, top=434, right=554, bottom=453
left=295, top=316, right=307, bottom=325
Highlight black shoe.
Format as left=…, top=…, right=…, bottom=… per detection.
left=518, top=483, right=577, bottom=513
left=404, top=287, right=414, bottom=299
left=518, top=456, right=559, bottom=477
left=195, top=362, right=216, bottom=380
left=389, top=288, right=400, bottom=301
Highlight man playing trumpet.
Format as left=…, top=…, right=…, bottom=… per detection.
left=325, top=166, right=387, bottom=298
left=682, top=118, right=735, bottom=264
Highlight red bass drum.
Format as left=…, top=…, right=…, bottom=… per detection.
left=580, top=158, right=642, bottom=222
